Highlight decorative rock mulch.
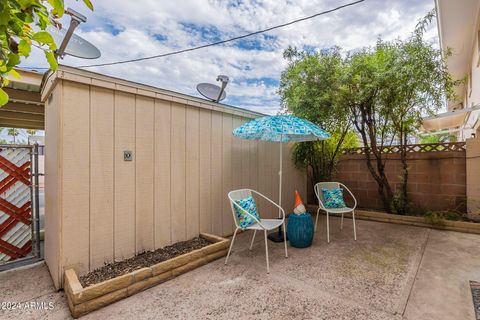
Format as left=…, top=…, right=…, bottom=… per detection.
left=79, top=237, right=211, bottom=287
left=471, top=281, right=480, bottom=320
left=64, top=233, right=230, bottom=318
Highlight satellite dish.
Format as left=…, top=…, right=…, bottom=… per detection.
left=197, top=83, right=226, bottom=102
left=47, top=24, right=101, bottom=59
left=196, top=75, right=229, bottom=102
left=36, top=8, right=101, bottom=60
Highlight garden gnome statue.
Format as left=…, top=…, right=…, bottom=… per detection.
left=293, top=190, right=306, bottom=215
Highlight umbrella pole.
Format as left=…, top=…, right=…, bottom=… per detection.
left=279, top=142, right=282, bottom=217
left=268, top=142, right=286, bottom=243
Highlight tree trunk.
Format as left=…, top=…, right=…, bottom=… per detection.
left=399, top=129, right=409, bottom=214
left=351, top=101, right=394, bottom=212
left=365, top=150, right=393, bottom=211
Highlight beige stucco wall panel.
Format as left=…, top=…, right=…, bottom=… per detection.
left=61, top=81, right=90, bottom=274
left=44, top=82, right=62, bottom=288
left=89, top=87, right=115, bottom=269
left=113, top=92, right=136, bottom=260
left=221, top=114, right=234, bottom=236
left=170, top=103, right=187, bottom=244
left=199, top=110, right=212, bottom=234
left=135, top=96, right=155, bottom=253
left=185, top=107, right=200, bottom=240
left=154, top=99, right=172, bottom=248
left=210, top=111, right=224, bottom=236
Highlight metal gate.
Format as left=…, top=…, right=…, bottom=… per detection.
left=0, top=144, right=41, bottom=271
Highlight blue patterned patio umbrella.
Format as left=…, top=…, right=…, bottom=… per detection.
left=233, top=114, right=330, bottom=242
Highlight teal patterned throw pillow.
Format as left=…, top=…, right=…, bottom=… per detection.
left=233, top=195, right=260, bottom=229
left=322, top=188, right=346, bottom=209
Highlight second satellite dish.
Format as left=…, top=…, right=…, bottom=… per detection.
left=197, top=83, right=226, bottom=102
left=197, top=75, right=229, bottom=102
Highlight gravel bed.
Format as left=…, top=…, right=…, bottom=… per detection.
left=471, top=281, right=480, bottom=320
left=79, top=237, right=211, bottom=287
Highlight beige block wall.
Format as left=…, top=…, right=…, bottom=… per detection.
left=328, top=151, right=467, bottom=213
left=43, top=67, right=306, bottom=289
left=467, top=137, right=480, bottom=214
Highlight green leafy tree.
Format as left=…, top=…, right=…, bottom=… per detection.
left=280, top=47, right=358, bottom=185
left=339, top=10, right=457, bottom=213
left=338, top=45, right=398, bottom=211
left=291, top=131, right=359, bottom=184
left=281, top=9, right=458, bottom=213
left=0, top=0, right=93, bottom=105
left=379, top=11, right=455, bottom=213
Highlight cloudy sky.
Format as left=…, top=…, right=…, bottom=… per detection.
left=20, top=0, right=438, bottom=115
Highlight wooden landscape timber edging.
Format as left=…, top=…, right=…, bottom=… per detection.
left=306, top=205, right=480, bottom=235
left=64, top=233, right=230, bottom=318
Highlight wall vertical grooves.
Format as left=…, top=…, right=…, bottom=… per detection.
left=112, top=90, right=116, bottom=261
left=46, top=77, right=306, bottom=288
left=88, top=85, right=91, bottom=272
left=135, top=96, right=155, bottom=252
left=134, top=95, right=137, bottom=254
left=152, top=97, right=156, bottom=249
left=89, top=87, right=114, bottom=270
left=114, top=91, right=135, bottom=261
left=154, top=99, right=172, bottom=248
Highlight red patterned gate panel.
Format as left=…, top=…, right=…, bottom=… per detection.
left=0, top=147, right=32, bottom=263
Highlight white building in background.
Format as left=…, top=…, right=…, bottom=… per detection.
left=422, top=0, right=480, bottom=141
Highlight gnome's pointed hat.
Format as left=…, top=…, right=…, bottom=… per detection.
left=293, top=190, right=306, bottom=215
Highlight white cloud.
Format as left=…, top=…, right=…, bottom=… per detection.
left=20, top=0, right=437, bottom=114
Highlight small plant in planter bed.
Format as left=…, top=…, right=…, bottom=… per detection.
left=64, top=233, right=230, bottom=318
left=423, top=210, right=466, bottom=226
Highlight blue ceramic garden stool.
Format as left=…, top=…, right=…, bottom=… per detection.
left=287, top=213, right=314, bottom=248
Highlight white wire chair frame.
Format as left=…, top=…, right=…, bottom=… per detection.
left=224, top=189, right=288, bottom=273
left=314, top=182, right=357, bottom=243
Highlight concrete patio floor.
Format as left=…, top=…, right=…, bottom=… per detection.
left=1, top=215, right=480, bottom=319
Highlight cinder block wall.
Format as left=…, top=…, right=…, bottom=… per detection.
left=307, top=151, right=466, bottom=213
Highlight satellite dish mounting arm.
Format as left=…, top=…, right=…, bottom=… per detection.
left=55, top=8, right=87, bottom=59
left=216, top=75, right=229, bottom=102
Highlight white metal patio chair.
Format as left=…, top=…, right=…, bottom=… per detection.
left=224, top=189, right=288, bottom=273
left=314, top=182, right=357, bottom=243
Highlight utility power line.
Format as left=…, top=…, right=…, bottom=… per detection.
left=20, top=0, right=365, bottom=70
left=76, top=0, right=365, bottom=68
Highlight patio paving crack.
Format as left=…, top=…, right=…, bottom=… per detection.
left=400, top=228, right=431, bottom=317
